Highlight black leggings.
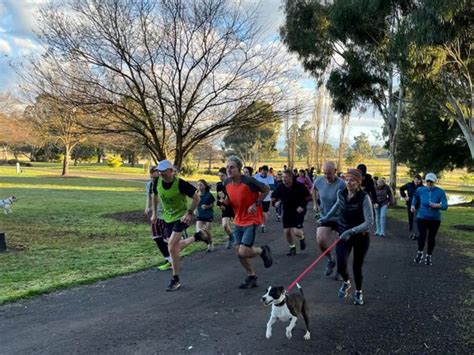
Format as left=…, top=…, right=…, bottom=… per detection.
left=417, top=219, right=441, bottom=255
left=407, top=206, right=415, bottom=233
left=336, top=233, right=370, bottom=291
left=154, top=237, right=170, bottom=258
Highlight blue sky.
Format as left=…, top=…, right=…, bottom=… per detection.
left=0, top=0, right=384, bottom=146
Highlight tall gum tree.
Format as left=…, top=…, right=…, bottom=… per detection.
left=281, top=0, right=416, bottom=192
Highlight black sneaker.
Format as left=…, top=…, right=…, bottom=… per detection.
left=414, top=251, right=423, bottom=264
left=194, top=230, right=210, bottom=245
left=239, top=275, right=258, bottom=289
left=166, top=278, right=181, bottom=291
left=260, top=245, right=273, bottom=268
left=299, top=237, right=306, bottom=251
left=286, top=246, right=296, bottom=256
left=425, top=255, right=432, bottom=266
left=353, top=291, right=364, bottom=305
left=325, top=259, right=336, bottom=276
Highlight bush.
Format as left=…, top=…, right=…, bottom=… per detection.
left=3, top=159, right=32, bottom=167
left=106, top=155, right=123, bottom=168
left=180, top=155, right=197, bottom=176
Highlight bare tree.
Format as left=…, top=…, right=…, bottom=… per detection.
left=311, top=86, right=334, bottom=172
left=24, top=95, right=89, bottom=176
left=22, top=0, right=293, bottom=167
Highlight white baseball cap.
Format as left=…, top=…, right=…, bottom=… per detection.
left=425, top=173, right=437, bottom=182
left=157, top=160, right=174, bottom=171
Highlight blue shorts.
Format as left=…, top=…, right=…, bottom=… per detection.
left=233, top=224, right=257, bottom=247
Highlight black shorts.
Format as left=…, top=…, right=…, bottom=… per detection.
left=163, top=220, right=189, bottom=239
left=319, top=220, right=339, bottom=231
left=221, top=206, right=234, bottom=218
left=262, top=201, right=271, bottom=213
left=197, top=217, right=213, bottom=223
left=282, top=209, right=306, bottom=229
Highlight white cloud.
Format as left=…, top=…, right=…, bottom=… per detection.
left=12, top=36, right=39, bottom=50
left=0, top=38, right=12, bottom=55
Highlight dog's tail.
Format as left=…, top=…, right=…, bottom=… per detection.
left=296, top=283, right=304, bottom=296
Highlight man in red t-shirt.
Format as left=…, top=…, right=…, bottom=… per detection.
left=221, top=156, right=273, bottom=289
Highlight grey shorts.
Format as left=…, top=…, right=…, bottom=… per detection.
left=233, top=224, right=257, bottom=247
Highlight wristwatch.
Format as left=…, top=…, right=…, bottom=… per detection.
left=187, top=209, right=194, bottom=215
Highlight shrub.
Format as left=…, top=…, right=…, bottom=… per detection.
left=106, top=155, right=123, bottom=168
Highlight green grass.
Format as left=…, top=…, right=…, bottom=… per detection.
left=0, top=166, right=226, bottom=304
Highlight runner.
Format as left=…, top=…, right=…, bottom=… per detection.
left=374, top=178, right=394, bottom=238
left=356, top=164, right=377, bottom=204
left=296, top=169, right=313, bottom=193
left=196, top=179, right=215, bottom=252
left=274, top=171, right=283, bottom=221
left=216, top=167, right=234, bottom=249
left=145, top=166, right=172, bottom=271
left=254, top=165, right=275, bottom=233
left=313, top=161, right=346, bottom=277
left=400, top=174, right=423, bottom=239
left=219, top=156, right=273, bottom=289
left=320, top=168, right=373, bottom=305
left=151, top=160, right=211, bottom=291
left=243, top=166, right=253, bottom=177
left=271, top=169, right=311, bottom=256
left=411, top=173, right=448, bottom=266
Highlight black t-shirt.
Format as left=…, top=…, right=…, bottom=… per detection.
left=271, top=179, right=311, bottom=211
left=152, top=177, right=197, bottom=198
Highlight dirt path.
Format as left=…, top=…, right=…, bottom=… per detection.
left=0, top=214, right=471, bottom=354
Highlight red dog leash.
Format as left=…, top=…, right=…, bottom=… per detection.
left=287, top=238, right=340, bottom=292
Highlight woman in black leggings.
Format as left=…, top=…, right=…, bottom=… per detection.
left=320, top=168, right=374, bottom=305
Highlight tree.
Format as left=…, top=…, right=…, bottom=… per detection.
left=403, top=0, right=473, bottom=157
left=311, top=86, right=334, bottom=172
left=281, top=0, right=415, bottom=192
left=296, top=120, right=311, bottom=163
left=223, top=102, right=281, bottom=168
left=352, top=133, right=374, bottom=159
left=337, top=114, right=350, bottom=171
left=24, top=95, right=89, bottom=176
left=25, top=0, right=293, bottom=168
left=397, top=97, right=471, bottom=175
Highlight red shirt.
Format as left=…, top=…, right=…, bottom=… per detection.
left=224, top=175, right=266, bottom=226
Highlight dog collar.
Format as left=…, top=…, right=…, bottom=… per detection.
left=274, top=295, right=287, bottom=307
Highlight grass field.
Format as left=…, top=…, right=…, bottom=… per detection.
left=0, top=166, right=227, bottom=304
left=1, top=159, right=472, bottom=304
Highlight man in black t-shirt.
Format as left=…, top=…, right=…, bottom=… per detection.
left=271, top=169, right=312, bottom=256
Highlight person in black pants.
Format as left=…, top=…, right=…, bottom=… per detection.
left=320, top=168, right=374, bottom=305
left=356, top=164, right=377, bottom=205
left=400, top=174, right=423, bottom=239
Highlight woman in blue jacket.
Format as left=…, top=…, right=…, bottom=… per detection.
left=411, top=173, right=448, bottom=265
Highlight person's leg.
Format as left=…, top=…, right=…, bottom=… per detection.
left=374, top=206, right=381, bottom=235
left=426, top=220, right=441, bottom=256
left=352, top=234, right=370, bottom=291
left=380, top=204, right=388, bottom=236
left=407, top=205, right=414, bottom=235
left=417, top=219, right=428, bottom=252
left=151, top=219, right=170, bottom=260
left=336, top=239, right=352, bottom=282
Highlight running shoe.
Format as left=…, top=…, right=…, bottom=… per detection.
left=207, top=243, right=215, bottom=252
left=412, top=234, right=418, bottom=240
left=194, top=230, right=210, bottom=244
left=324, top=259, right=336, bottom=276
left=158, top=261, right=172, bottom=271
left=414, top=251, right=423, bottom=264
left=338, top=281, right=351, bottom=299
left=225, top=237, right=234, bottom=249
left=425, top=255, right=432, bottom=266
left=276, top=215, right=281, bottom=222
left=286, top=246, right=296, bottom=256
left=261, top=225, right=266, bottom=233
left=239, top=275, right=258, bottom=289
left=260, top=245, right=273, bottom=268
left=353, top=291, right=364, bottom=305
left=165, top=278, right=181, bottom=291
left=299, top=237, right=306, bottom=251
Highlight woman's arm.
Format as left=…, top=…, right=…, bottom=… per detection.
left=351, top=195, right=374, bottom=234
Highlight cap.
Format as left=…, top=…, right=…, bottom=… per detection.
left=150, top=165, right=159, bottom=173
left=425, top=173, right=437, bottom=182
left=157, top=160, right=174, bottom=171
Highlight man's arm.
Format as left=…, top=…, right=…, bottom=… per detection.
left=181, top=190, right=200, bottom=224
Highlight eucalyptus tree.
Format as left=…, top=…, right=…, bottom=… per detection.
left=281, top=0, right=416, bottom=191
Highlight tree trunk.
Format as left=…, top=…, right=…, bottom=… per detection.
left=337, top=114, right=350, bottom=171
left=62, top=145, right=70, bottom=176
left=454, top=118, right=474, bottom=158
left=130, top=152, right=136, bottom=167
left=96, top=147, right=102, bottom=163
left=388, top=83, right=404, bottom=198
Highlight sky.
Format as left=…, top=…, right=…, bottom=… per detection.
left=0, top=0, right=385, bottom=147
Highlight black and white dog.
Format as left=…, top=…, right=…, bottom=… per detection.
left=262, top=283, right=310, bottom=340
left=0, top=196, right=16, bottom=214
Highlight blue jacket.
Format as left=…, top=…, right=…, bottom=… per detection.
left=412, top=186, right=448, bottom=221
